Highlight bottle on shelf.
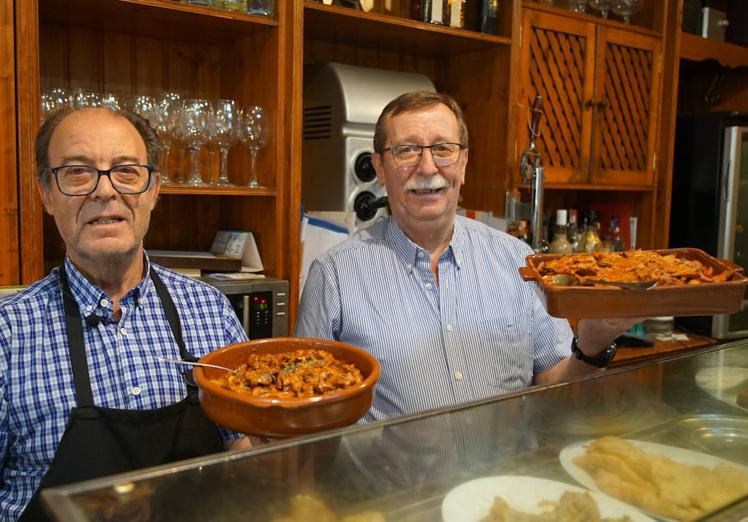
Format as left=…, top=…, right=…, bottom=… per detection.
left=479, top=0, right=499, bottom=35
left=411, top=0, right=446, bottom=24
left=583, top=210, right=603, bottom=253
left=608, top=214, right=625, bottom=251
left=566, top=208, right=582, bottom=253
left=549, top=209, right=573, bottom=254
left=446, top=0, right=466, bottom=28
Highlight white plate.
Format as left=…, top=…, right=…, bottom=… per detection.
left=559, top=439, right=748, bottom=520
left=441, top=475, right=654, bottom=522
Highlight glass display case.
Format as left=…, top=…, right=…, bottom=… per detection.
left=42, top=340, right=748, bottom=521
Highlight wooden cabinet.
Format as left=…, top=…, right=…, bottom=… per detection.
left=13, top=0, right=296, bottom=301
left=516, top=8, right=662, bottom=188
left=0, top=0, right=18, bottom=286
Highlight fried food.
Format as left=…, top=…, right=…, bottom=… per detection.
left=481, top=490, right=632, bottom=522
left=213, top=349, right=363, bottom=399
left=536, top=250, right=734, bottom=287
left=573, top=436, right=748, bottom=521
left=272, top=494, right=384, bottom=522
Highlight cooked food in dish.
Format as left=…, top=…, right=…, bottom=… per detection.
left=572, top=436, right=748, bottom=521
left=213, top=349, right=363, bottom=399
left=738, top=387, right=748, bottom=408
left=272, top=494, right=384, bottom=522
left=481, top=491, right=632, bottom=522
left=536, top=250, right=735, bottom=287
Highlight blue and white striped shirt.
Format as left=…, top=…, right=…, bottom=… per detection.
left=295, top=215, right=572, bottom=421
left=0, top=256, right=247, bottom=519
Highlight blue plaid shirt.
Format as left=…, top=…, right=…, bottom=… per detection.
left=0, top=256, right=247, bottom=519
left=296, top=215, right=573, bottom=421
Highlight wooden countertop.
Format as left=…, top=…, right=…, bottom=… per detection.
left=610, top=330, right=718, bottom=368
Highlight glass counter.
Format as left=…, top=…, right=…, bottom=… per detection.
left=42, top=340, right=748, bottom=521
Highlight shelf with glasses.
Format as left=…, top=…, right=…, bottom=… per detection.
left=522, top=2, right=663, bottom=37
left=159, top=185, right=276, bottom=196
left=40, top=0, right=277, bottom=44
left=304, top=2, right=512, bottom=56
left=679, top=32, right=748, bottom=68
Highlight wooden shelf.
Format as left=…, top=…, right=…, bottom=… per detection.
left=304, top=2, right=511, bottom=57
left=40, top=0, right=277, bottom=44
left=680, top=32, right=748, bottom=68
left=517, top=183, right=655, bottom=192
left=159, top=184, right=276, bottom=196
left=524, top=2, right=662, bottom=37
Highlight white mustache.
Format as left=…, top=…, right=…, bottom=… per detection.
left=403, top=174, right=449, bottom=192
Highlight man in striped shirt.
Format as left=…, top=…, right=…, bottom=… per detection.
left=296, top=91, right=636, bottom=422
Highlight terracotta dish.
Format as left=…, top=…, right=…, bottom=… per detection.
left=194, top=337, right=380, bottom=437
left=519, top=248, right=748, bottom=318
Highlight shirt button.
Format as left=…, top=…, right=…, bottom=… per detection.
left=120, top=328, right=127, bottom=336
left=455, top=371, right=463, bottom=381
left=100, top=298, right=109, bottom=307
left=446, top=324, right=454, bottom=332
left=456, top=259, right=462, bottom=267
left=406, top=264, right=413, bottom=271
left=417, top=252, right=424, bottom=258
left=131, top=386, right=141, bottom=396
left=425, top=283, right=432, bottom=290
left=85, top=305, right=93, bottom=312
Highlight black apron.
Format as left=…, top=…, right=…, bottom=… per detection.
left=20, top=265, right=224, bottom=521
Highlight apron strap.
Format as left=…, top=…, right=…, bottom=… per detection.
left=59, top=264, right=95, bottom=408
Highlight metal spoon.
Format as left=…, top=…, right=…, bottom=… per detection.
left=153, top=355, right=240, bottom=374
left=550, top=274, right=657, bottom=290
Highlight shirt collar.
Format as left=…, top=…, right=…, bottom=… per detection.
left=62, top=254, right=153, bottom=315
left=385, top=217, right=463, bottom=270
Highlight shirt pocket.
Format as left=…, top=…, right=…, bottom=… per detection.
left=475, top=316, right=532, bottom=393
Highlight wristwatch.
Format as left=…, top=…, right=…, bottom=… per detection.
left=571, top=335, right=617, bottom=368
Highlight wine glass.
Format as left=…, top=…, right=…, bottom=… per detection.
left=567, top=0, right=587, bottom=13
left=100, top=93, right=122, bottom=111
left=612, top=0, right=641, bottom=24
left=174, top=99, right=210, bottom=187
left=71, top=89, right=102, bottom=109
left=40, top=88, right=70, bottom=124
left=153, top=92, right=181, bottom=185
left=239, top=106, right=268, bottom=189
left=209, top=99, right=238, bottom=187
left=588, top=0, right=613, bottom=18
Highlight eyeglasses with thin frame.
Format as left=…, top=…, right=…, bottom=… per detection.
left=382, top=142, right=465, bottom=168
left=48, top=164, right=155, bottom=196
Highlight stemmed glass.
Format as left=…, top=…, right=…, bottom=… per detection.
left=612, top=0, right=641, bottom=23
left=209, top=99, right=238, bottom=187
left=71, top=89, right=102, bottom=109
left=239, top=106, right=268, bottom=189
left=174, top=99, right=210, bottom=187
left=153, top=92, right=181, bottom=185
left=100, top=93, right=122, bottom=111
left=588, top=0, right=613, bottom=18
left=567, top=0, right=587, bottom=13
left=40, top=88, right=70, bottom=124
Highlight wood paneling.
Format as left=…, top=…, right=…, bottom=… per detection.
left=0, top=0, right=19, bottom=285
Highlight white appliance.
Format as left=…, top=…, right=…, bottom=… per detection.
left=302, top=62, right=435, bottom=230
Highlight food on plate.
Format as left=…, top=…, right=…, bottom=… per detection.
left=572, top=436, right=748, bottom=521
left=272, top=494, right=385, bottom=522
left=212, top=349, right=363, bottom=399
left=536, top=250, right=735, bottom=287
left=480, top=490, right=632, bottom=522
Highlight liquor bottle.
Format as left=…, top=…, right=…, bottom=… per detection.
left=447, top=0, right=466, bottom=28
left=583, top=210, right=603, bottom=253
left=411, top=0, right=446, bottom=23
left=479, top=0, right=499, bottom=35
left=549, top=209, right=573, bottom=254
left=608, top=214, right=625, bottom=251
left=567, top=208, right=581, bottom=253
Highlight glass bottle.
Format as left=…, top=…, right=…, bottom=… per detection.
left=567, top=208, right=581, bottom=253
left=411, top=0, right=445, bottom=24
left=549, top=209, right=573, bottom=254
left=583, top=210, right=603, bottom=253
left=479, top=0, right=499, bottom=35
left=608, top=214, right=625, bottom=251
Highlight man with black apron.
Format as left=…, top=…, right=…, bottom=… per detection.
left=0, top=106, right=249, bottom=520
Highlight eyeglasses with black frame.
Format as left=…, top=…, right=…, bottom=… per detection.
left=48, top=164, right=155, bottom=196
left=382, top=142, right=465, bottom=168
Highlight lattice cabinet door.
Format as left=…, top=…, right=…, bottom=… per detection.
left=518, top=11, right=596, bottom=185
left=591, top=27, right=661, bottom=187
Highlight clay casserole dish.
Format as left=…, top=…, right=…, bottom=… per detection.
left=194, top=337, right=381, bottom=437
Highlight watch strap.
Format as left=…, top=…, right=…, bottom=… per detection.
left=571, top=335, right=617, bottom=368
